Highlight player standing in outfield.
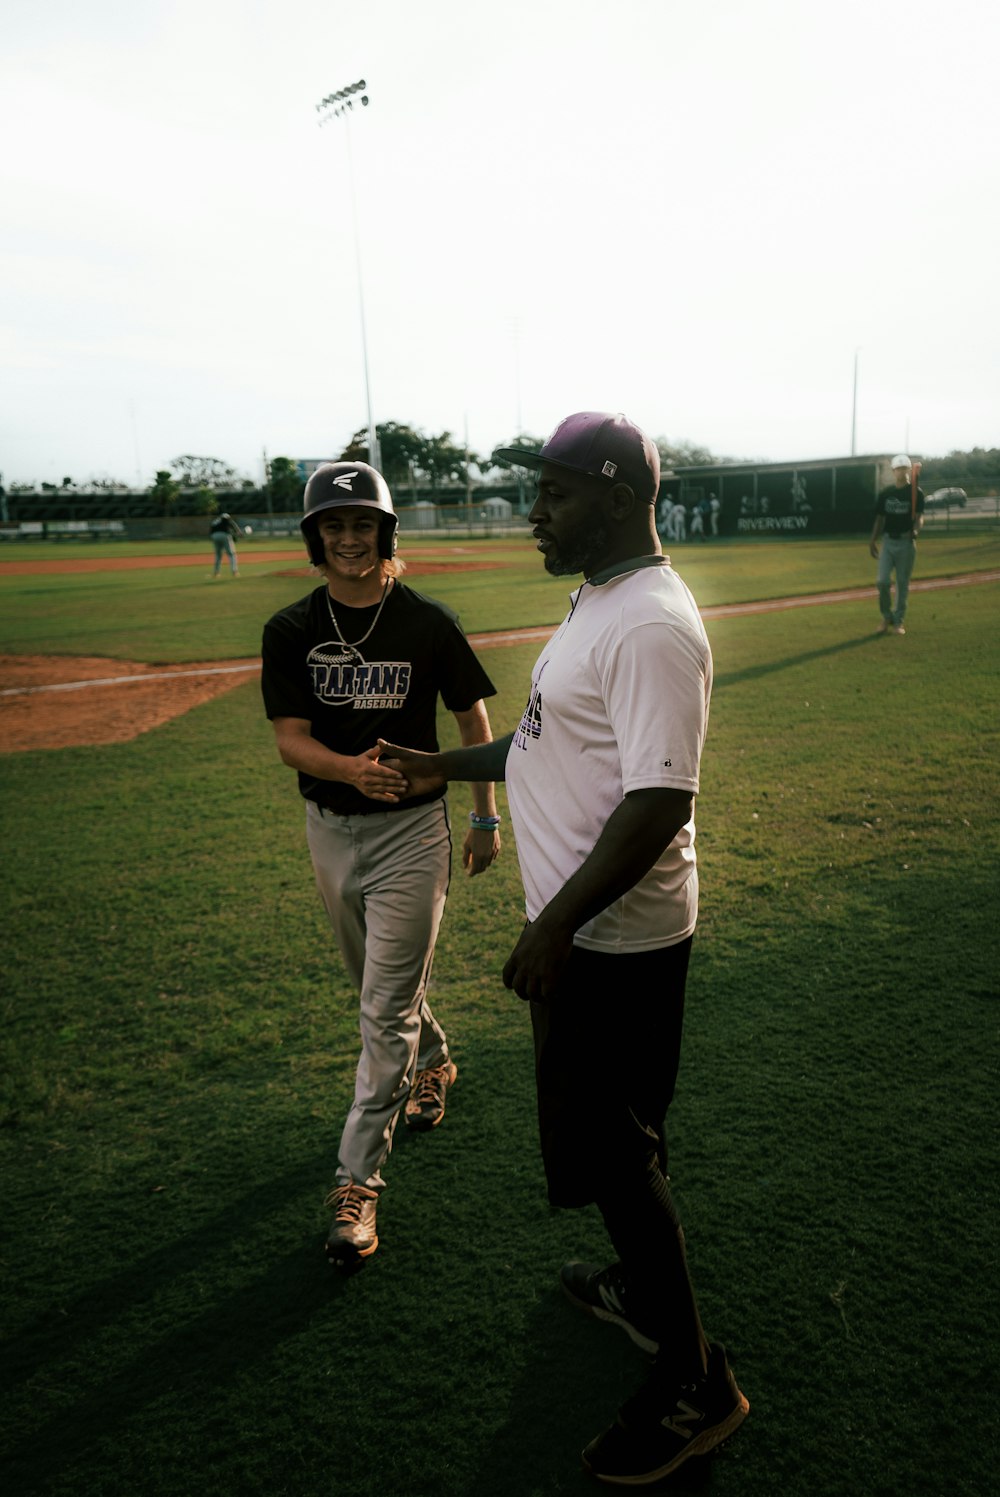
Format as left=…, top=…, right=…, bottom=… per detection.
left=869, top=454, right=925, bottom=634
left=260, top=462, right=501, bottom=1269
left=381, top=413, right=748, bottom=1487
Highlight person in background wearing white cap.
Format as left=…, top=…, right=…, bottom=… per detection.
left=380, top=412, right=749, bottom=1487
left=869, top=455, right=924, bottom=634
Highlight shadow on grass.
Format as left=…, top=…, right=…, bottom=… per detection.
left=461, top=1288, right=724, bottom=1497
left=2, top=1240, right=341, bottom=1487
left=1, top=1152, right=343, bottom=1486
left=714, top=632, right=877, bottom=690
left=1, top=1152, right=334, bottom=1400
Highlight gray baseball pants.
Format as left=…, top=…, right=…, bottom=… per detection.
left=877, top=536, right=916, bottom=626
left=305, top=797, right=452, bottom=1193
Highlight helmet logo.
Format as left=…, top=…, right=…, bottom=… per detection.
left=332, top=471, right=359, bottom=490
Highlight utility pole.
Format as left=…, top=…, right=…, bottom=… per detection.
left=511, top=316, right=525, bottom=512
left=316, top=79, right=379, bottom=471
left=851, top=348, right=860, bottom=456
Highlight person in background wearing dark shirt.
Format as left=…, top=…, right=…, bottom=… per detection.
left=870, top=454, right=924, bottom=635
left=209, top=510, right=243, bottom=577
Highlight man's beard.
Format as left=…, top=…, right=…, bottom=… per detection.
left=542, top=516, right=611, bottom=577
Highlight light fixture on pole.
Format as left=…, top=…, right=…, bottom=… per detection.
left=316, top=79, right=379, bottom=471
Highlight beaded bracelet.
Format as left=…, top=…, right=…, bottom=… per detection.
left=469, top=813, right=502, bottom=829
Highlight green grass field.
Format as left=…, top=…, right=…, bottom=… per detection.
left=2, top=538, right=998, bottom=1496
left=2, top=531, right=998, bottom=661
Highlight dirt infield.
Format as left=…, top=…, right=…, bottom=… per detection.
left=0, top=655, right=263, bottom=752
left=1, top=571, right=996, bottom=754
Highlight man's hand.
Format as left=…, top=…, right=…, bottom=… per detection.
left=501, top=788, right=694, bottom=1001
left=463, top=826, right=500, bottom=877
left=378, top=741, right=447, bottom=798
left=501, top=916, right=574, bottom=1003
left=348, top=744, right=408, bottom=802
left=869, top=540, right=880, bottom=559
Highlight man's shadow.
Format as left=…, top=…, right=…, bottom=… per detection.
left=460, top=1286, right=719, bottom=1497
left=714, top=632, right=878, bottom=692
left=1, top=1154, right=340, bottom=1487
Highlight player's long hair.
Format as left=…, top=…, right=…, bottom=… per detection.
left=314, top=554, right=406, bottom=581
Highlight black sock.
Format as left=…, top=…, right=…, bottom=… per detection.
left=595, top=1157, right=709, bottom=1383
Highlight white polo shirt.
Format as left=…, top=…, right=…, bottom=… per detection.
left=505, top=559, right=712, bottom=952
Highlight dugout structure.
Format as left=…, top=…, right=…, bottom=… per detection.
left=660, top=454, right=901, bottom=537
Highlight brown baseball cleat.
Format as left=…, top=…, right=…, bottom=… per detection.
left=324, top=1181, right=379, bottom=1267
left=404, top=1060, right=458, bottom=1131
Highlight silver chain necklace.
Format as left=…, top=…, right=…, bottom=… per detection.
left=325, top=579, right=391, bottom=661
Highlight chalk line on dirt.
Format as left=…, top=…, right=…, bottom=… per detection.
left=2, top=569, right=996, bottom=699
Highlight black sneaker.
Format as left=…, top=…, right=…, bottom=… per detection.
left=324, top=1181, right=379, bottom=1268
left=560, top=1261, right=660, bottom=1355
left=404, top=1060, right=458, bottom=1131
left=581, top=1342, right=749, bottom=1485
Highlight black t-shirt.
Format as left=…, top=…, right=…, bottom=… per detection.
left=875, top=484, right=925, bottom=539
left=261, top=582, right=496, bottom=814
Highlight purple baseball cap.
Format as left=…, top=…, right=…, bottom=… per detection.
left=493, top=412, right=660, bottom=503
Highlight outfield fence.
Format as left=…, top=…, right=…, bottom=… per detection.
left=0, top=507, right=535, bottom=545
left=921, top=494, right=1000, bottom=533
left=2, top=495, right=998, bottom=545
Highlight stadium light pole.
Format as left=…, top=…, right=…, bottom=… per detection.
left=316, top=79, right=380, bottom=471
left=510, top=315, right=526, bottom=513
left=850, top=347, right=860, bottom=456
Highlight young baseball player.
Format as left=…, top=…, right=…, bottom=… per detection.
left=261, top=462, right=501, bottom=1269
left=381, top=413, right=748, bottom=1487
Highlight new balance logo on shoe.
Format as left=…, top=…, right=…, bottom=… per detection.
left=560, top=1261, right=661, bottom=1356
left=661, top=1399, right=705, bottom=1440
left=581, top=1344, right=749, bottom=1483
left=598, top=1281, right=625, bottom=1315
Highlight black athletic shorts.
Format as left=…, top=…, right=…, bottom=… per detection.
left=529, top=939, right=692, bottom=1208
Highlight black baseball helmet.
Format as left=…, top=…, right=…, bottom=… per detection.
left=300, top=461, right=398, bottom=566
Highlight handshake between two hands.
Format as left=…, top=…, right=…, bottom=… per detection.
left=372, top=739, right=565, bottom=999
left=359, top=741, right=560, bottom=997
left=365, top=739, right=444, bottom=801
left=366, top=740, right=554, bottom=996
left=367, top=739, right=498, bottom=880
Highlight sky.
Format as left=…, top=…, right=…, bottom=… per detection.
left=2, top=0, right=998, bottom=487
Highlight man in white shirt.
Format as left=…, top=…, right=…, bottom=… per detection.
left=670, top=497, right=688, bottom=541
left=381, top=412, right=748, bottom=1487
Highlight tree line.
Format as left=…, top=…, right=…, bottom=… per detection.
left=4, top=433, right=996, bottom=508
left=916, top=447, right=1000, bottom=489
left=1, top=429, right=736, bottom=511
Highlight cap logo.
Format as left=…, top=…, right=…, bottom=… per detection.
left=601, top=460, right=617, bottom=478
left=333, top=471, right=358, bottom=490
